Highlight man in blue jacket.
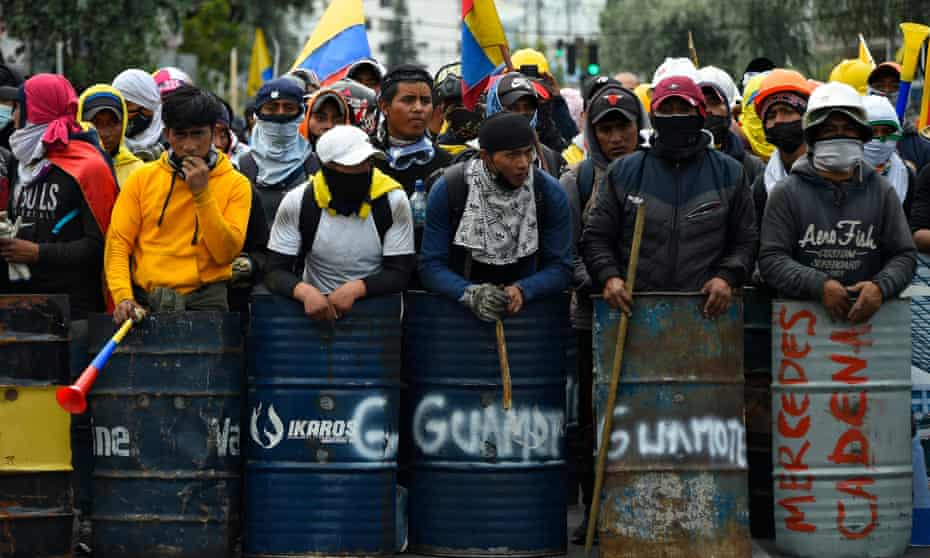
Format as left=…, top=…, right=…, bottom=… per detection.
left=419, top=112, right=572, bottom=322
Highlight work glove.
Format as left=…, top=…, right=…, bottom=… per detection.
left=0, top=212, right=30, bottom=282
left=461, top=283, right=510, bottom=323
left=231, top=255, right=253, bottom=289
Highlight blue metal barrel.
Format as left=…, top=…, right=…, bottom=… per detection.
left=245, top=294, right=401, bottom=557
left=0, top=294, right=73, bottom=558
left=405, top=291, right=568, bottom=557
left=88, top=312, right=242, bottom=558
left=772, top=299, right=912, bottom=558
left=593, top=294, right=750, bottom=558
left=743, top=286, right=775, bottom=538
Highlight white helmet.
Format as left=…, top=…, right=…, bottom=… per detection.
left=697, top=66, right=739, bottom=109
left=651, top=58, right=698, bottom=89
left=803, top=81, right=872, bottom=142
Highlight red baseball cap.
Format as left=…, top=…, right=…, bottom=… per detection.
left=651, top=76, right=706, bottom=115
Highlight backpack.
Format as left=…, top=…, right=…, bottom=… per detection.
left=294, top=184, right=394, bottom=269
left=438, top=162, right=547, bottom=278
left=577, top=159, right=596, bottom=211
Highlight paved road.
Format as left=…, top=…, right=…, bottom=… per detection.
left=404, top=505, right=930, bottom=558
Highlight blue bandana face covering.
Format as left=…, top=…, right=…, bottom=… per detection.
left=249, top=116, right=311, bottom=186
left=385, top=136, right=435, bottom=171
left=0, top=105, right=12, bottom=130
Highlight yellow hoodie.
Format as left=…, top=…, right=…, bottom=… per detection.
left=104, top=151, right=252, bottom=304
left=77, top=84, right=145, bottom=187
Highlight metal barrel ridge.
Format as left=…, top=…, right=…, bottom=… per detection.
left=743, top=286, right=775, bottom=538
left=564, top=326, right=581, bottom=506
left=0, top=294, right=74, bottom=558
left=912, top=252, right=930, bottom=372
left=88, top=311, right=243, bottom=558
left=245, top=294, right=401, bottom=557
left=592, top=293, right=751, bottom=558
left=404, top=291, right=569, bottom=558
left=772, top=299, right=912, bottom=558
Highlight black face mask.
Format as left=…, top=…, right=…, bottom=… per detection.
left=653, top=114, right=705, bottom=153
left=126, top=111, right=153, bottom=138
left=704, top=114, right=731, bottom=146
left=322, top=166, right=373, bottom=216
left=446, top=108, right=483, bottom=141
left=764, top=120, right=805, bottom=154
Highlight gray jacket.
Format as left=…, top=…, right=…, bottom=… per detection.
left=759, top=157, right=916, bottom=301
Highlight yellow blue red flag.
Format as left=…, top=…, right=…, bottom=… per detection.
left=461, top=0, right=508, bottom=109
left=291, top=0, right=372, bottom=84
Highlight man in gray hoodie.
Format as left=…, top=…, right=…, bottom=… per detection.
left=759, top=82, right=916, bottom=323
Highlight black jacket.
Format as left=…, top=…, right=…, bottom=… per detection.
left=899, top=131, right=930, bottom=174
left=2, top=166, right=105, bottom=318
left=912, top=165, right=930, bottom=233
left=582, top=136, right=757, bottom=291
left=759, top=158, right=916, bottom=301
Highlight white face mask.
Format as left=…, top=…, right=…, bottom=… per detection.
left=863, top=138, right=898, bottom=167
left=811, top=138, right=864, bottom=173
left=0, top=105, right=12, bottom=129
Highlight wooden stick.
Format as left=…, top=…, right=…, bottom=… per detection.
left=496, top=319, right=512, bottom=410
left=498, top=44, right=515, bottom=72
left=585, top=197, right=647, bottom=557
left=688, top=31, right=699, bottom=68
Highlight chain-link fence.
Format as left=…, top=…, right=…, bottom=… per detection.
left=913, top=253, right=930, bottom=373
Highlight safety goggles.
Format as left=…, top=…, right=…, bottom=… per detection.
left=386, top=139, right=435, bottom=171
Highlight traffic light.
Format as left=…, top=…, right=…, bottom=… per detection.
left=555, top=39, right=565, bottom=58
left=566, top=42, right=578, bottom=75
left=587, top=43, right=600, bottom=75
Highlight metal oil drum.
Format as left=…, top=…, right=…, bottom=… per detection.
left=772, top=299, right=912, bottom=557
left=0, top=294, right=73, bottom=558
left=245, top=294, right=401, bottom=557
left=88, top=311, right=243, bottom=557
left=593, top=293, right=750, bottom=558
left=405, top=291, right=569, bottom=557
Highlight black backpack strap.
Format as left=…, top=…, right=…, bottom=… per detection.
left=578, top=159, right=596, bottom=210
left=238, top=152, right=259, bottom=185
left=296, top=185, right=322, bottom=269
left=370, top=195, right=394, bottom=244
left=444, top=162, right=469, bottom=230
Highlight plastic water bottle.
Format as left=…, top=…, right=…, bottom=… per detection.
left=410, top=179, right=427, bottom=227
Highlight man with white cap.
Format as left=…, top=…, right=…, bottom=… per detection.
left=264, top=125, right=414, bottom=320
left=112, top=69, right=166, bottom=162
left=698, top=66, right=764, bottom=186
left=861, top=95, right=915, bottom=213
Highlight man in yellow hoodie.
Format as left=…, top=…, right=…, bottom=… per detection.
left=77, top=84, right=144, bottom=187
left=106, top=85, right=252, bottom=323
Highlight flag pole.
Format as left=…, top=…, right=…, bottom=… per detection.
left=499, top=44, right=514, bottom=72
left=230, top=47, right=239, bottom=112
left=272, top=36, right=281, bottom=78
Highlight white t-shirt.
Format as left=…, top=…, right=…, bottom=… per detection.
left=268, top=185, right=414, bottom=294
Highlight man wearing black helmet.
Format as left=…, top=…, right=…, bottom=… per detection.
left=373, top=64, right=453, bottom=195
left=432, top=62, right=483, bottom=156
left=329, top=79, right=379, bottom=136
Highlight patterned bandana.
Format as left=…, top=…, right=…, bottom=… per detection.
left=453, top=159, right=538, bottom=265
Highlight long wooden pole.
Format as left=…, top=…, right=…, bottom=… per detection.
left=496, top=319, right=512, bottom=410
left=585, top=198, right=647, bottom=556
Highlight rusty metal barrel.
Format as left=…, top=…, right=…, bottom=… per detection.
left=0, top=294, right=73, bottom=558
left=772, top=299, right=912, bottom=558
left=244, top=294, right=401, bottom=557
left=88, top=312, right=243, bottom=558
left=743, top=286, right=775, bottom=538
left=593, top=293, right=750, bottom=558
left=405, top=291, right=568, bottom=557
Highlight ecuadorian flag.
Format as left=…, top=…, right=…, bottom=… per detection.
left=461, top=0, right=508, bottom=109
left=248, top=29, right=273, bottom=97
left=291, top=0, right=371, bottom=85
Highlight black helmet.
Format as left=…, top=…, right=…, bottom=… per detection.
left=434, top=62, right=463, bottom=104
left=330, top=78, right=379, bottom=135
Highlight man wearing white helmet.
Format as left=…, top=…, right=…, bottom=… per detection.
left=861, top=95, right=915, bottom=213
left=698, top=66, right=764, bottom=185
left=759, top=82, right=916, bottom=323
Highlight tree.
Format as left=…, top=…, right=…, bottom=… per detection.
left=3, top=0, right=166, bottom=90
left=383, top=0, right=418, bottom=68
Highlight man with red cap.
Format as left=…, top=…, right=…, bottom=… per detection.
left=0, top=73, right=118, bottom=320
left=582, top=75, right=756, bottom=318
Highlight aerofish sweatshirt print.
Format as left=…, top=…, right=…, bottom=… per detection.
left=758, top=157, right=916, bottom=301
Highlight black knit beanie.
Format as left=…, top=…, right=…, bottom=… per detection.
left=479, top=112, right=536, bottom=153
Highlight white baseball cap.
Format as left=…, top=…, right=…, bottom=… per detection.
left=316, top=125, right=385, bottom=166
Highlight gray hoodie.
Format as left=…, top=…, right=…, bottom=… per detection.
left=759, top=157, right=916, bottom=301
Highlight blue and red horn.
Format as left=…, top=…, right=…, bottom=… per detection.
left=56, top=319, right=134, bottom=414
left=895, top=23, right=930, bottom=119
